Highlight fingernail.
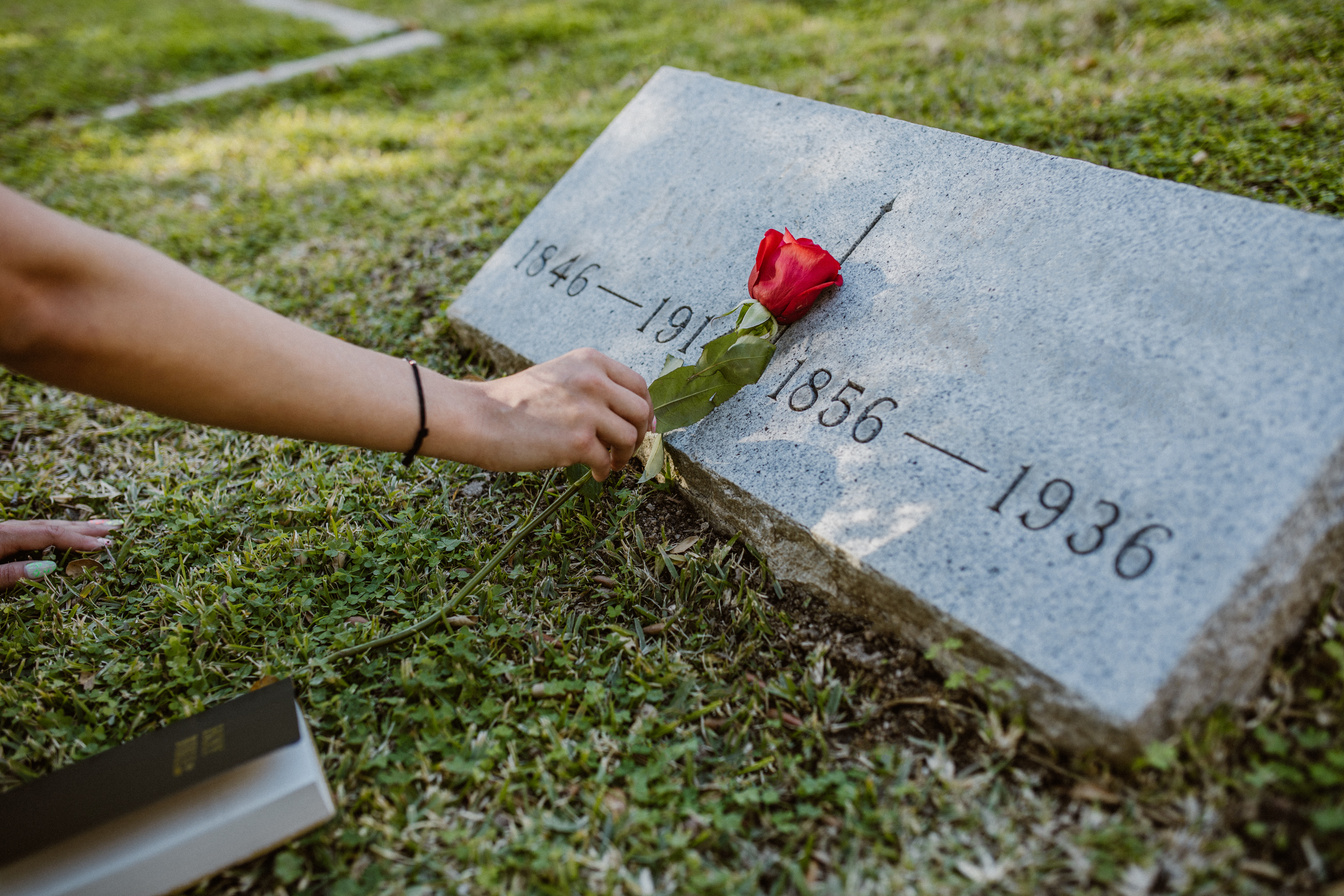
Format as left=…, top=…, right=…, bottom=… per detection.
left=24, top=561, right=57, bottom=579
left=91, top=519, right=125, bottom=529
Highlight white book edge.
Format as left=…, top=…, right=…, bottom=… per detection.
left=0, top=703, right=335, bottom=896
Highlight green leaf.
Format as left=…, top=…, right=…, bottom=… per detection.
left=1324, top=640, right=1344, bottom=678
left=722, top=299, right=752, bottom=322
left=923, top=637, right=963, bottom=660
left=274, top=850, right=304, bottom=885
left=1308, top=763, right=1344, bottom=786
left=1138, top=740, right=1179, bottom=771
left=692, top=330, right=741, bottom=375
left=736, top=300, right=774, bottom=330
left=705, top=379, right=748, bottom=411
left=1313, top=805, right=1344, bottom=832
left=651, top=364, right=732, bottom=432
left=639, top=433, right=666, bottom=483
left=649, top=355, right=759, bottom=433
left=1254, top=726, right=1290, bottom=756
left=695, top=334, right=775, bottom=385
left=657, top=353, right=683, bottom=378
left=565, top=463, right=603, bottom=500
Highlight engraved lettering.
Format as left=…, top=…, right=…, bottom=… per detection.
left=678, top=314, right=714, bottom=354
left=852, top=397, right=896, bottom=444
left=767, top=358, right=806, bottom=400
left=567, top=263, right=600, bottom=297
left=1066, top=500, right=1121, bottom=555
left=548, top=254, right=580, bottom=287
left=655, top=305, right=694, bottom=343
left=1019, top=478, right=1074, bottom=531
left=820, top=380, right=864, bottom=428
left=525, top=245, right=557, bottom=277
left=1115, top=524, right=1173, bottom=579
left=789, top=369, right=832, bottom=412
left=989, top=464, right=1032, bottom=513
left=513, top=238, right=540, bottom=269
left=637, top=297, right=671, bottom=332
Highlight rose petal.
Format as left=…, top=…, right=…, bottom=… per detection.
left=748, top=229, right=784, bottom=292
left=747, top=228, right=843, bottom=325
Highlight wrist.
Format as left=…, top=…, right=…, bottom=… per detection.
left=400, top=360, right=430, bottom=466
left=416, top=374, right=499, bottom=468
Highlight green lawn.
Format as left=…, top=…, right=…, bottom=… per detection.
left=0, top=0, right=349, bottom=130
left=1, top=1, right=1342, bottom=894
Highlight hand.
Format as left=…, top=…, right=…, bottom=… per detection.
left=0, top=519, right=121, bottom=588
left=463, top=348, right=655, bottom=481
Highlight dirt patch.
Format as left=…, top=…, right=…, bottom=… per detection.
left=633, top=480, right=712, bottom=546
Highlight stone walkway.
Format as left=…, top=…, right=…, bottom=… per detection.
left=239, top=0, right=399, bottom=41
left=99, top=0, right=441, bottom=121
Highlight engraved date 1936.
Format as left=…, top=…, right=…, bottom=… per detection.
left=989, top=464, right=1173, bottom=579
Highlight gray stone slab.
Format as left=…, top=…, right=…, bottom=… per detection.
left=448, top=67, right=1344, bottom=755
left=446, top=68, right=934, bottom=382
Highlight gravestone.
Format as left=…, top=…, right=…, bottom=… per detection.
left=448, top=67, right=1344, bottom=755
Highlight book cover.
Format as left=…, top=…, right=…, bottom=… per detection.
left=0, top=679, right=335, bottom=896
left=0, top=678, right=300, bottom=867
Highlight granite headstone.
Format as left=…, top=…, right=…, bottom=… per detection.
left=448, top=67, right=1344, bottom=755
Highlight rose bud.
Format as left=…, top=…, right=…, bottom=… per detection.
left=747, top=228, right=843, bottom=325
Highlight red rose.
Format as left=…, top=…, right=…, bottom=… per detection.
left=747, top=228, right=843, bottom=325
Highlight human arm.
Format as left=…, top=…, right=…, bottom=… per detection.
left=0, top=185, right=653, bottom=480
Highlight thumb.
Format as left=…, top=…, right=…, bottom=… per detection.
left=0, top=560, right=56, bottom=589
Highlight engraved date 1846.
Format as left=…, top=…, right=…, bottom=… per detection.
left=513, top=239, right=602, bottom=297
left=513, top=238, right=720, bottom=357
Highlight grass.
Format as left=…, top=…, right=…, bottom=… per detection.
left=0, top=0, right=348, bottom=130
left=1, top=0, right=1342, bottom=893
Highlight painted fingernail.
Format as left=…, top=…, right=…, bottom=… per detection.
left=24, top=561, right=57, bottom=579
left=91, top=519, right=125, bottom=529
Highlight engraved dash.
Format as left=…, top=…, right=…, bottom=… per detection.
left=903, top=432, right=988, bottom=473
left=597, top=285, right=642, bottom=307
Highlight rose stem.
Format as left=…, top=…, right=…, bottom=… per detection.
left=325, top=470, right=593, bottom=662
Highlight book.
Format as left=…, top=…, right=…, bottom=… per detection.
left=0, top=679, right=336, bottom=896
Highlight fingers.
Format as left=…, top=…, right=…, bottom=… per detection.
left=603, top=376, right=655, bottom=446
left=0, top=519, right=121, bottom=556
left=587, top=444, right=614, bottom=482
left=467, top=349, right=654, bottom=477
left=0, top=519, right=122, bottom=590
left=566, top=350, right=653, bottom=472
left=0, top=559, right=57, bottom=589
left=607, top=356, right=656, bottom=436
left=596, top=414, right=640, bottom=474
left=595, top=353, right=655, bottom=430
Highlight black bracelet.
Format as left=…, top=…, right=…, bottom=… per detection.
left=402, top=359, right=430, bottom=466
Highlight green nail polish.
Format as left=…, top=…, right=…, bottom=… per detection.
left=24, top=560, right=57, bottom=579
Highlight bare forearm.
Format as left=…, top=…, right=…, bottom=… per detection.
left=0, top=185, right=653, bottom=478
left=0, top=186, right=434, bottom=454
